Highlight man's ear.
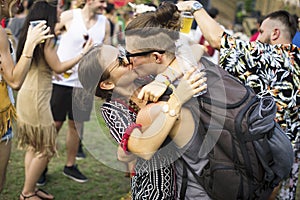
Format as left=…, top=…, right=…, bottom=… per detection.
left=152, top=52, right=163, bottom=64
left=271, top=28, right=280, bottom=41
left=99, top=80, right=115, bottom=90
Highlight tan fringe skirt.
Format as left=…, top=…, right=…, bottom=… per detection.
left=16, top=120, right=57, bottom=158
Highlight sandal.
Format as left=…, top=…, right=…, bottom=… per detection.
left=20, top=193, right=41, bottom=200
left=35, top=188, right=54, bottom=200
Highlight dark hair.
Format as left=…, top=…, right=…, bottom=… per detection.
left=16, top=0, right=58, bottom=65
left=105, top=3, right=115, bottom=14
left=208, top=7, right=219, bottom=19
left=16, top=2, right=25, bottom=14
left=27, top=0, right=34, bottom=9
left=264, top=10, right=297, bottom=40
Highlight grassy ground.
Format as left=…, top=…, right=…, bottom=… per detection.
left=0, top=102, right=131, bottom=200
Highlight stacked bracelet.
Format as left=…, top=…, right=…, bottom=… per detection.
left=121, top=123, right=142, bottom=153
left=155, top=74, right=171, bottom=86
left=166, top=66, right=180, bottom=81
left=155, top=66, right=181, bottom=87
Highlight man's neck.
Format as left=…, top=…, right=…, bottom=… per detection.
left=81, top=6, right=97, bottom=29
left=272, top=38, right=292, bottom=45
left=81, top=5, right=97, bottom=22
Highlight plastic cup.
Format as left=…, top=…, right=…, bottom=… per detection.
left=30, top=20, right=46, bottom=27
left=30, top=20, right=47, bottom=43
left=180, top=12, right=194, bottom=34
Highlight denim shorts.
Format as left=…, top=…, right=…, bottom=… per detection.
left=1, top=127, right=13, bottom=142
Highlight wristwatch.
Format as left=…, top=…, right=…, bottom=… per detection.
left=190, top=2, right=203, bottom=15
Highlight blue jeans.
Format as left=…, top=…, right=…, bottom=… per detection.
left=1, top=127, right=13, bottom=142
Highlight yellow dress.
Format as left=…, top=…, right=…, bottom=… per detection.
left=16, top=58, right=57, bottom=157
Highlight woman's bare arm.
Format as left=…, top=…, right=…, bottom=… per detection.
left=0, top=23, right=53, bottom=89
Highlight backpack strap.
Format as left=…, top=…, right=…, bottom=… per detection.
left=179, top=157, right=188, bottom=200
left=180, top=157, right=206, bottom=197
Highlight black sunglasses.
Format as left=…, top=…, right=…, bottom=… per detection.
left=124, top=50, right=165, bottom=64
left=126, top=50, right=166, bottom=58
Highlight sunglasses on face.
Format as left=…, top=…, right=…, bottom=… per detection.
left=123, top=49, right=166, bottom=64
left=118, top=45, right=165, bottom=65
left=126, top=50, right=166, bottom=58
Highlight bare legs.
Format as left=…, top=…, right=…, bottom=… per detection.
left=55, top=120, right=81, bottom=167
left=0, top=140, right=11, bottom=193
left=21, top=150, right=53, bottom=199
left=66, top=120, right=81, bottom=167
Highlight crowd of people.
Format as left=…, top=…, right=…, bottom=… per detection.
left=0, top=0, right=299, bottom=199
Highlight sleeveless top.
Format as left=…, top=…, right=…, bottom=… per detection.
left=175, top=98, right=211, bottom=200
left=53, top=9, right=107, bottom=88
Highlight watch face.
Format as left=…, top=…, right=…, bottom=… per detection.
left=193, top=2, right=203, bottom=10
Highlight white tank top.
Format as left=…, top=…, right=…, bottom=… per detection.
left=53, top=9, right=107, bottom=88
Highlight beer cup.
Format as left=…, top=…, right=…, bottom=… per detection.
left=180, top=12, right=194, bottom=34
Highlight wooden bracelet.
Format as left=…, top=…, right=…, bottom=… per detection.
left=22, top=54, right=32, bottom=59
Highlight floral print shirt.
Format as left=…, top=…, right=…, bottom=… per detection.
left=219, top=33, right=300, bottom=147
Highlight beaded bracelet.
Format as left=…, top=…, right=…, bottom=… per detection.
left=155, top=74, right=171, bottom=86
left=166, top=66, right=181, bottom=81
left=121, top=123, right=142, bottom=153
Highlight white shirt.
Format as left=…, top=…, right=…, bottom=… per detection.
left=53, top=9, right=107, bottom=88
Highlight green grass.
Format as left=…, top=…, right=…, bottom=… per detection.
left=0, top=102, right=130, bottom=200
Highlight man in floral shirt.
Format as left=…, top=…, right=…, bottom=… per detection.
left=177, top=2, right=300, bottom=199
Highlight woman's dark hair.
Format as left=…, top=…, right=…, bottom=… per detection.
left=16, top=0, right=58, bottom=65
left=27, top=0, right=34, bottom=9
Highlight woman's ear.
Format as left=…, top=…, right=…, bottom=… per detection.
left=99, top=80, right=115, bottom=90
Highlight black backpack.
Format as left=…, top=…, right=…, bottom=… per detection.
left=180, top=58, right=294, bottom=200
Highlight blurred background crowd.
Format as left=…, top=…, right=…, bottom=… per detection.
left=2, top=0, right=300, bottom=51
